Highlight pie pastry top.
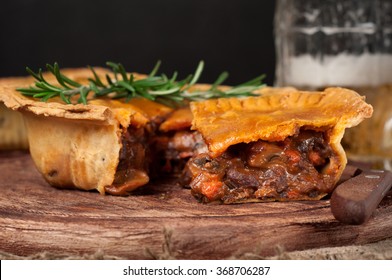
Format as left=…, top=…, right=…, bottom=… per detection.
left=158, top=86, right=297, bottom=132
left=191, top=87, right=373, bottom=157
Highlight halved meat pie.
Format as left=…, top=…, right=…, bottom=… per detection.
left=184, top=88, right=373, bottom=203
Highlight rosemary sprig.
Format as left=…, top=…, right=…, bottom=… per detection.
left=17, top=61, right=266, bottom=107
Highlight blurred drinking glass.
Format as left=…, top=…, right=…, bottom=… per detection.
left=274, top=0, right=392, bottom=170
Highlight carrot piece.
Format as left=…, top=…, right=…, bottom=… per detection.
left=201, top=176, right=223, bottom=200
left=284, top=149, right=301, bottom=164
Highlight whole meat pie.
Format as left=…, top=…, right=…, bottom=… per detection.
left=0, top=70, right=372, bottom=203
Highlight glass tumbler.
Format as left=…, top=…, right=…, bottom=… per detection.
left=274, top=0, right=392, bottom=170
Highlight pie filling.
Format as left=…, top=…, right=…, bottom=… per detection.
left=104, top=125, right=206, bottom=195
left=104, top=125, right=338, bottom=201
left=158, top=131, right=207, bottom=173
left=105, top=126, right=150, bottom=195
left=182, top=129, right=338, bottom=203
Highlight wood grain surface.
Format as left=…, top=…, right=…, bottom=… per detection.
left=1, top=151, right=392, bottom=259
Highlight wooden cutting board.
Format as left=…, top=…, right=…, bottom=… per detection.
left=1, top=151, right=392, bottom=259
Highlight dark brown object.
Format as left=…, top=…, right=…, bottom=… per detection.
left=331, top=169, right=392, bottom=225
left=1, top=151, right=392, bottom=259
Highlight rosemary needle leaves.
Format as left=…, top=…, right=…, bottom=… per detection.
left=17, top=61, right=266, bottom=107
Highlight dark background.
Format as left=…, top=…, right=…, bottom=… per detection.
left=0, top=0, right=276, bottom=85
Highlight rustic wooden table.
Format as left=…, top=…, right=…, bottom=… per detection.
left=1, top=151, right=391, bottom=259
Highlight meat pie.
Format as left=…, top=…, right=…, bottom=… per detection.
left=184, top=88, right=373, bottom=203
left=0, top=74, right=173, bottom=195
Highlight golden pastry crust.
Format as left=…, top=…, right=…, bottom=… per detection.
left=157, top=85, right=289, bottom=132
left=159, top=107, right=193, bottom=132
left=24, top=112, right=122, bottom=194
left=191, top=87, right=373, bottom=157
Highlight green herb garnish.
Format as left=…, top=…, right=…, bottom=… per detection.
left=17, top=61, right=266, bottom=107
